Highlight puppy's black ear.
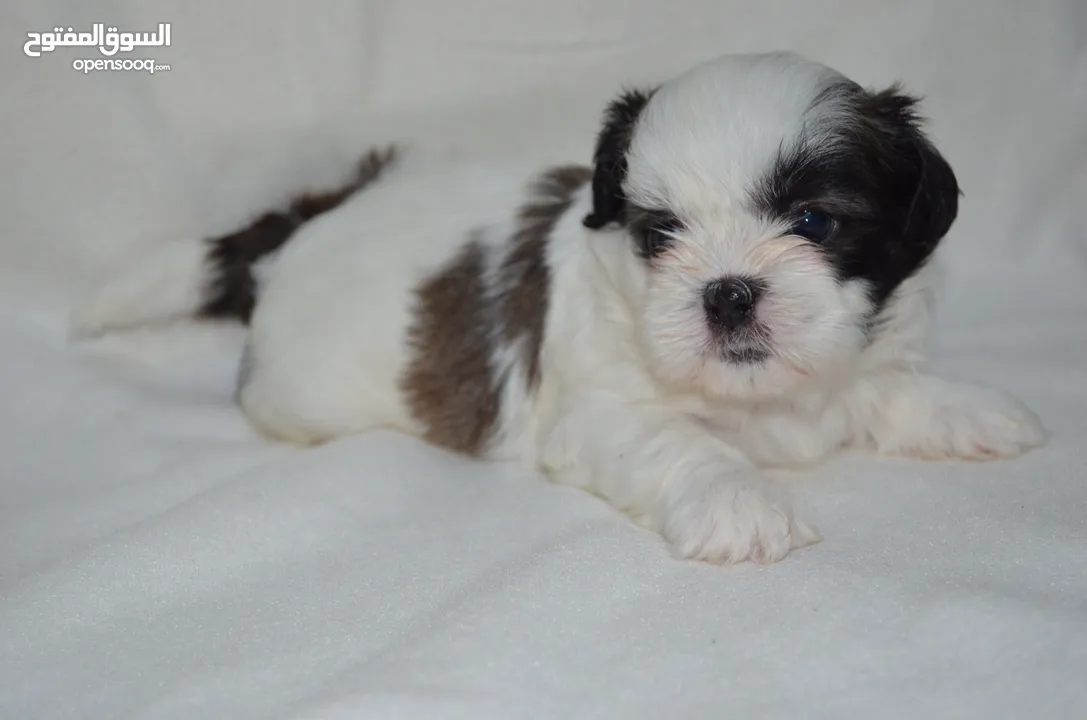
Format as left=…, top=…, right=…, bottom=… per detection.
left=863, top=86, right=961, bottom=258
left=583, top=88, right=655, bottom=230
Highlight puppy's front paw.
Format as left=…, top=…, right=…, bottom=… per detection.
left=658, top=470, right=820, bottom=565
left=880, top=381, right=1047, bottom=461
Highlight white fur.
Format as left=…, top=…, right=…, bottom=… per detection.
left=73, top=52, right=1047, bottom=565
left=70, top=238, right=210, bottom=340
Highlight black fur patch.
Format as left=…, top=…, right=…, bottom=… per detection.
left=749, top=82, right=960, bottom=313
left=582, top=88, right=656, bottom=230
left=200, top=211, right=299, bottom=323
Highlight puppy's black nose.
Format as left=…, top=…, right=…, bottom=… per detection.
left=704, top=277, right=760, bottom=331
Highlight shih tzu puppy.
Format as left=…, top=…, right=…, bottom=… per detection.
left=73, top=51, right=1046, bottom=565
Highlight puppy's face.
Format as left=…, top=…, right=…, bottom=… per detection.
left=583, top=52, right=960, bottom=401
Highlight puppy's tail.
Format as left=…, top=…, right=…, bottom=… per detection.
left=70, top=145, right=399, bottom=339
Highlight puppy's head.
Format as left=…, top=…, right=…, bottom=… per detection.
left=584, top=51, right=959, bottom=401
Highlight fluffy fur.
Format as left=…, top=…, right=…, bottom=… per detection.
left=72, top=52, right=1047, bottom=565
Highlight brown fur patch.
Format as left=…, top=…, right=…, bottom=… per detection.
left=400, top=237, right=500, bottom=455
left=400, top=165, right=591, bottom=456
left=200, top=145, right=399, bottom=323
left=498, top=164, right=592, bottom=386
left=289, top=145, right=399, bottom=221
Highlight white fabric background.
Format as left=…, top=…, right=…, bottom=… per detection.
left=2, top=2, right=1085, bottom=718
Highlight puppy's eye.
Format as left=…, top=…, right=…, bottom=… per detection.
left=789, top=209, right=836, bottom=243
left=644, top=216, right=683, bottom=254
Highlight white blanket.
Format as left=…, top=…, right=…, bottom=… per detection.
left=3, top=2, right=1086, bottom=718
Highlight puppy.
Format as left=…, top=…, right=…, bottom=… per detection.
left=73, top=51, right=1046, bottom=565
